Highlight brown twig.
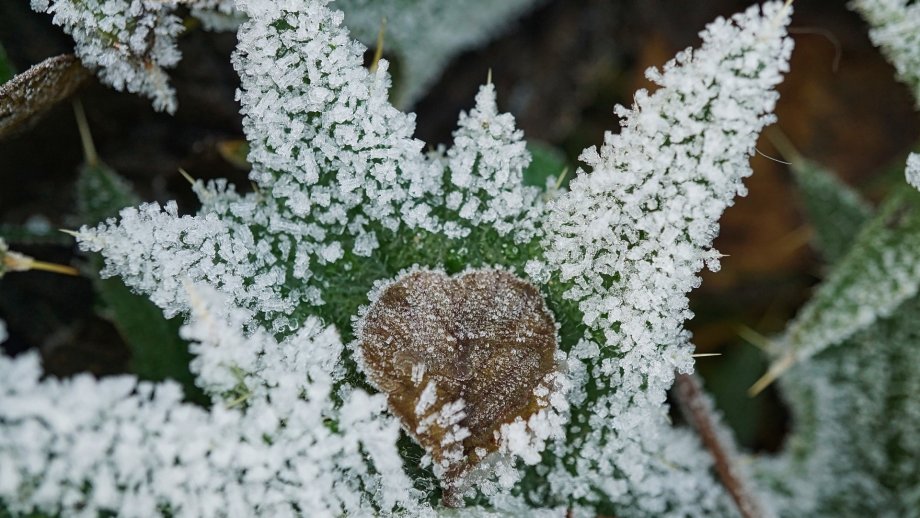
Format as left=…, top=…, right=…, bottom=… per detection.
left=674, top=373, right=768, bottom=518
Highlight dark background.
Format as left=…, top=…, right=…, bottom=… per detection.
left=1, top=0, right=917, bottom=453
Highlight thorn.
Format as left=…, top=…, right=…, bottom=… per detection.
left=764, top=127, right=804, bottom=169
left=486, top=68, right=493, bottom=86
left=748, top=352, right=796, bottom=396
left=72, top=98, right=98, bottom=167
left=370, top=17, right=387, bottom=72
left=178, top=168, right=196, bottom=186
left=2, top=250, right=79, bottom=276
left=554, top=168, right=570, bottom=191
left=692, top=353, right=722, bottom=358
left=59, top=229, right=81, bottom=238
left=755, top=146, right=792, bottom=165
left=736, top=325, right=777, bottom=354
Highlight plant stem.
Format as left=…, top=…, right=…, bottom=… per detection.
left=674, top=373, right=768, bottom=518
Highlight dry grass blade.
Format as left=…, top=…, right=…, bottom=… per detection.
left=0, top=54, right=91, bottom=139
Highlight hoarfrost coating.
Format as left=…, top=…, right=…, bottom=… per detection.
left=77, top=1, right=542, bottom=331
left=907, top=153, right=920, bottom=190
left=851, top=0, right=920, bottom=107
left=543, top=2, right=793, bottom=512
left=0, top=287, right=424, bottom=517
left=30, top=0, right=795, bottom=515
left=30, top=0, right=183, bottom=113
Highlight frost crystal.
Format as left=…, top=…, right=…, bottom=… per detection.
left=357, top=268, right=566, bottom=505
left=30, top=0, right=183, bottom=113
left=907, top=152, right=920, bottom=190
left=543, top=2, right=793, bottom=512
left=851, top=0, right=920, bottom=106
left=0, top=287, right=424, bottom=517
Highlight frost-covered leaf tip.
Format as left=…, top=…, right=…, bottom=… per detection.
left=30, top=0, right=184, bottom=113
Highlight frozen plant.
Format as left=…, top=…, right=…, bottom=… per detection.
left=9, top=0, right=916, bottom=515
left=61, top=0, right=794, bottom=514
left=0, top=286, right=424, bottom=517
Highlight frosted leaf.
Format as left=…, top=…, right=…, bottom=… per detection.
left=851, top=0, right=920, bottom=107
left=788, top=157, right=873, bottom=263
left=542, top=1, right=793, bottom=510
left=0, top=54, right=91, bottom=138
left=337, top=0, right=541, bottom=106
left=357, top=268, right=566, bottom=506
left=446, top=84, right=544, bottom=241
left=757, top=295, right=920, bottom=516
left=759, top=184, right=920, bottom=385
left=192, top=0, right=540, bottom=107
left=30, top=0, right=184, bottom=113
left=0, top=286, right=427, bottom=516
left=907, top=152, right=920, bottom=191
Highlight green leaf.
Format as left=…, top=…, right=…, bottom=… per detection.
left=759, top=294, right=920, bottom=516
left=0, top=43, right=15, bottom=85
left=755, top=183, right=920, bottom=393
left=0, top=223, right=72, bottom=246
left=76, top=162, right=205, bottom=404
left=790, top=158, right=873, bottom=264
left=524, top=141, right=567, bottom=189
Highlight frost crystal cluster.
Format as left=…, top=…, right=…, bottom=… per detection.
left=851, top=0, right=920, bottom=106
left=0, top=0, right=819, bottom=515
left=30, top=0, right=183, bottom=113
left=0, top=287, right=421, bottom=517
left=189, top=0, right=540, bottom=106
left=543, top=3, right=793, bottom=513
left=907, top=152, right=920, bottom=190
left=78, top=0, right=542, bottom=331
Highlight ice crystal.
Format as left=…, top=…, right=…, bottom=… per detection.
left=543, top=2, right=793, bottom=512
left=0, top=287, right=423, bottom=517
left=30, top=0, right=183, bottom=113
left=356, top=268, right=566, bottom=504
left=907, top=152, right=920, bottom=191
left=851, top=0, right=920, bottom=107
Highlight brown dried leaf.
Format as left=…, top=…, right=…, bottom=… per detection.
left=358, top=269, right=558, bottom=506
left=0, top=54, right=91, bottom=139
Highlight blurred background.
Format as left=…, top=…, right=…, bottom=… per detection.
left=1, top=0, right=918, bottom=454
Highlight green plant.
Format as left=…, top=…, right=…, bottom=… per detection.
left=1, top=0, right=919, bottom=516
